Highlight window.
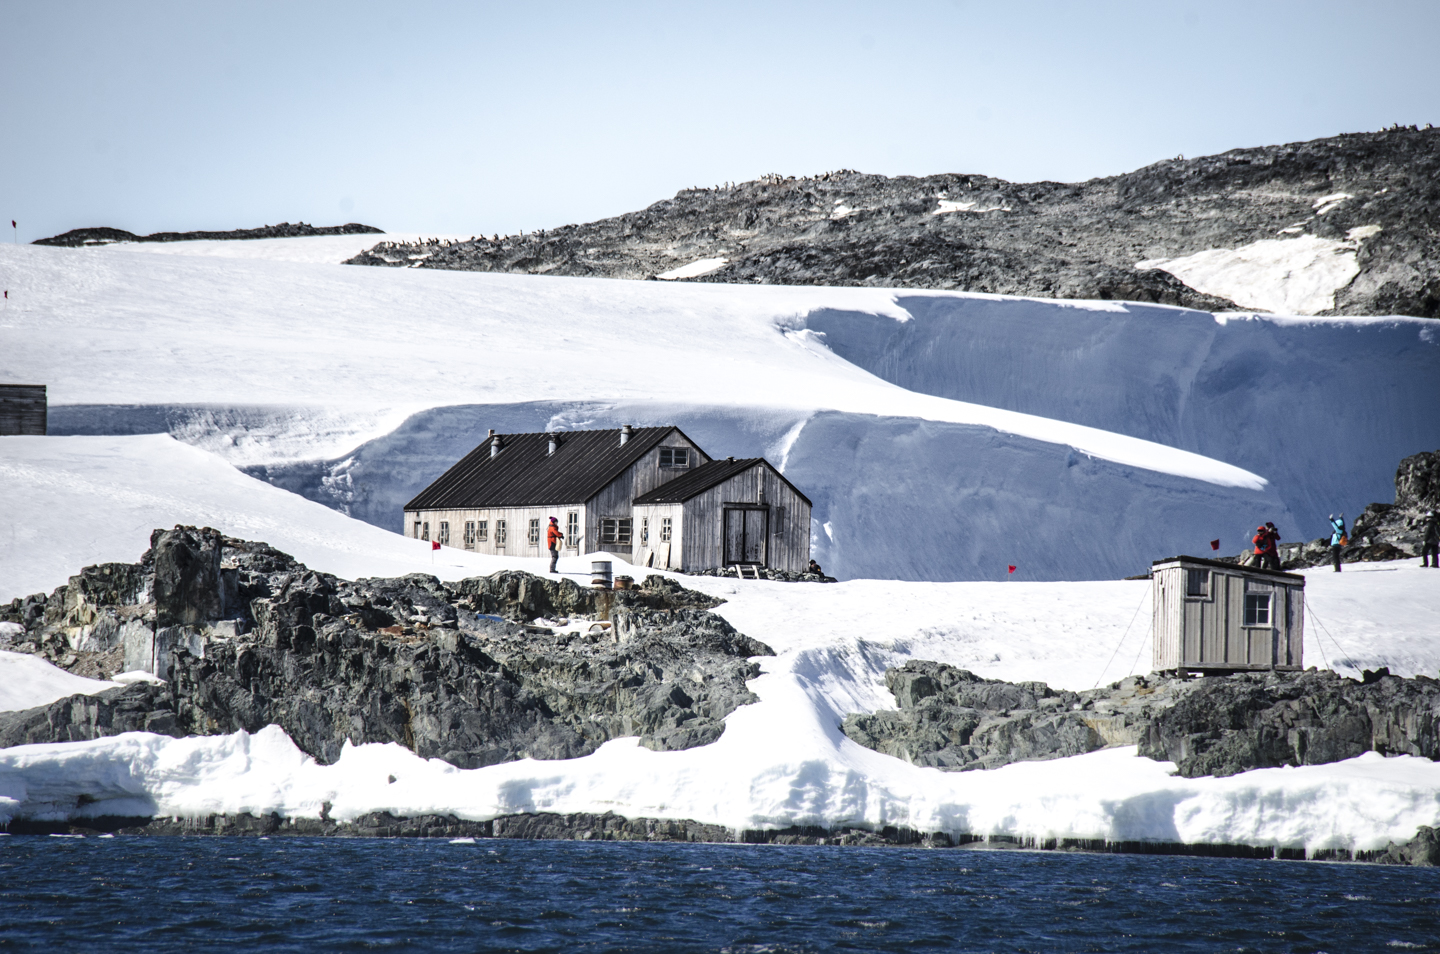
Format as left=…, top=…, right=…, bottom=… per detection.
left=463, top=521, right=476, bottom=549
left=495, top=519, right=507, bottom=546
left=438, top=521, right=450, bottom=546
left=414, top=521, right=423, bottom=539
left=659, top=447, right=689, bottom=468
left=600, top=518, right=632, bottom=545
left=660, top=517, right=672, bottom=542
left=1244, top=593, right=1272, bottom=626
left=477, top=520, right=488, bottom=542
left=528, top=518, right=540, bottom=546
left=773, top=506, right=785, bottom=538
left=421, top=522, right=430, bottom=542
left=641, top=517, right=649, bottom=545
left=1186, top=568, right=1210, bottom=598
left=566, top=512, right=579, bottom=548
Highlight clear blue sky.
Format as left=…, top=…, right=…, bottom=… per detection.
left=4, top=0, right=1438, bottom=242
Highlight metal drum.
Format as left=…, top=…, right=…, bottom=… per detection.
left=590, top=560, right=613, bottom=589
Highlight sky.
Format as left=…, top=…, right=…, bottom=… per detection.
left=3, top=0, right=1439, bottom=242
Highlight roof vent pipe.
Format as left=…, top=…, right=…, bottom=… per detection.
left=620, top=424, right=632, bottom=446
left=490, top=434, right=503, bottom=458
left=547, top=433, right=558, bottom=457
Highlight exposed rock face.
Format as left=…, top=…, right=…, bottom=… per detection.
left=33, top=222, right=382, bottom=247
left=1138, top=668, right=1440, bottom=778
left=0, top=528, right=770, bottom=768
left=846, top=660, right=1440, bottom=779
left=346, top=128, right=1440, bottom=317
left=841, top=661, right=1194, bottom=771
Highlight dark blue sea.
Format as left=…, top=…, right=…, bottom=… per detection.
left=3, top=836, right=1438, bottom=953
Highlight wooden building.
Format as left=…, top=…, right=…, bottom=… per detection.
left=403, top=425, right=812, bottom=572
left=0, top=384, right=46, bottom=436
left=1151, top=555, right=1305, bottom=675
left=632, top=457, right=813, bottom=572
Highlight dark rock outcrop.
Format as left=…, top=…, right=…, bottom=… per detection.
left=33, top=222, right=382, bottom=247
left=1137, top=668, right=1440, bottom=778
left=0, top=528, right=770, bottom=768
left=346, top=127, right=1440, bottom=318
left=846, top=660, right=1440, bottom=779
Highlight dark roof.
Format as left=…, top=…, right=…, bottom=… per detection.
left=633, top=457, right=813, bottom=507
left=1151, top=554, right=1305, bottom=583
left=406, top=427, right=679, bottom=510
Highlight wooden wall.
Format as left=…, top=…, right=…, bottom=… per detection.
left=679, top=462, right=811, bottom=572
left=0, top=385, right=46, bottom=436
left=405, top=502, right=586, bottom=558
left=1152, top=560, right=1303, bottom=672
left=632, top=503, right=684, bottom=571
left=586, top=431, right=709, bottom=559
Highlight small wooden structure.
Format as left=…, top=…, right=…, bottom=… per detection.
left=1151, top=555, right=1304, bottom=674
left=0, top=384, right=46, bottom=435
left=632, top=457, right=813, bottom=573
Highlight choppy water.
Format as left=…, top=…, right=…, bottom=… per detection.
left=3, top=835, right=1438, bottom=952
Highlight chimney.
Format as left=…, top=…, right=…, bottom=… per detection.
left=620, top=424, right=632, bottom=446
left=490, top=433, right=503, bottom=458
left=547, top=433, right=558, bottom=457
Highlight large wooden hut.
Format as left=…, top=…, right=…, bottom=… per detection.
left=403, top=426, right=812, bottom=573
left=1151, top=555, right=1305, bottom=674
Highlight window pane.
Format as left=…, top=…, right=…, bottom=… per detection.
left=1244, top=594, right=1271, bottom=626
left=478, top=521, right=488, bottom=541
left=618, top=518, right=632, bottom=545
left=1186, top=568, right=1209, bottom=597
left=566, top=512, right=579, bottom=548
left=528, top=518, right=540, bottom=544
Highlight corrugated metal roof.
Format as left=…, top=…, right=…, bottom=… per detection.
left=632, top=458, right=813, bottom=507
left=405, top=427, right=678, bottom=510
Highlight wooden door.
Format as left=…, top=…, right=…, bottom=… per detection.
left=724, top=508, right=769, bottom=565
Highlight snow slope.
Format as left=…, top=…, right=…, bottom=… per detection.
left=91, top=232, right=465, bottom=266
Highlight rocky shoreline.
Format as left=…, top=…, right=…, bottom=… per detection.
left=7, top=810, right=1437, bottom=867
left=33, top=221, right=382, bottom=247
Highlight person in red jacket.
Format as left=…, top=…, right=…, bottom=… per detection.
left=546, top=516, right=565, bottom=573
left=1253, top=523, right=1281, bottom=571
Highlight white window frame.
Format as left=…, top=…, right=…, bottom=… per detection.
left=641, top=517, right=649, bottom=545
left=421, top=521, right=430, bottom=542
left=566, top=511, right=580, bottom=549
left=1243, top=593, right=1272, bottom=626
left=477, top=520, right=488, bottom=542
left=660, top=517, right=672, bottom=543
left=495, top=519, right=507, bottom=547
left=600, top=517, right=632, bottom=546
left=438, top=521, right=450, bottom=546
left=659, top=447, right=689, bottom=468
left=463, top=521, right=476, bottom=550
left=528, top=518, right=541, bottom=546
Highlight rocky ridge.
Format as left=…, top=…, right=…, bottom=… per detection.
left=345, top=127, right=1440, bottom=317
left=0, top=527, right=771, bottom=767
left=33, top=222, right=382, bottom=247
left=843, top=659, right=1440, bottom=779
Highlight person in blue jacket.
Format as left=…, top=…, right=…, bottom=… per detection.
left=1328, top=513, right=1346, bottom=572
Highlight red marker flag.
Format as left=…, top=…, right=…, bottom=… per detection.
left=1210, top=539, right=1220, bottom=551
left=431, top=541, right=441, bottom=551
left=1007, top=565, right=1016, bottom=574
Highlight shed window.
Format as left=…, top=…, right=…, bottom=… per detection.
left=641, top=517, right=649, bottom=545
left=438, top=521, right=450, bottom=546
left=566, top=512, right=579, bottom=548
left=1186, top=568, right=1210, bottom=598
left=1244, top=593, right=1272, bottom=626
left=421, top=522, right=430, bottom=542
left=476, top=520, right=488, bottom=542
left=528, top=518, right=540, bottom=546
left=495, top=519, right=507, bottom=546
left=659, top=447, right=689, bottom=468
left=463, top=521, right=476, bottom=549
left=414, top=521, right=423, bottom=539
left=600, top=518, right=632, bottom=545
left=660, top=517, right=672, bottom=543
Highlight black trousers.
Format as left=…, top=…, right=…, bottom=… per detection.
left=1332, top=545, right=1343, bottom=571
left=549, top=547, right=560, bottom=572
left=1423, top=542, right=1438, bottom=567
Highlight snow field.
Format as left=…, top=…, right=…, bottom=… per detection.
left=91, top=232, right=472, bottom=265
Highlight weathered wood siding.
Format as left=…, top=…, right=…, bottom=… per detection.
left=632, top=503, right=684, bottom=571
left=586, top=433, right=710, bottom=559
left=678, top=463, right=811, bottom=572
left=0, top=384, right=46, bottom=436
left=405, top=503, right=586, bottom=557
left=1152, top=558, right=1304, bottom=672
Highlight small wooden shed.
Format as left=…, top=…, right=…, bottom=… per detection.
left=0, top=384, right=46, bottom=435
left=1151, top=555, right=1305, bottom=674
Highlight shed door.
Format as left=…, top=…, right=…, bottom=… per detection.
left=724, top=508, right=769, bottom=565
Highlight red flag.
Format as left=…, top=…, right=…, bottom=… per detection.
left=431, top=541, right=441, bottom=551
left=9, top=221, right=14, bottom=229
left=1007, top=565, right=1016, bottom=574
left=1210, top=539, right=1220, bottom=551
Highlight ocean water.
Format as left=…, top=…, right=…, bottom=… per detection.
left=2, top=836, right=1438, bottom=952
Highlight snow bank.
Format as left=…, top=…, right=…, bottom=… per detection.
left=91, top=233, right=467, bottom=265
left=657, top=257, right=728, bottom=280
left=1136, top=232, right=1377, bottom=315
left=0, top=652, right=118, bottom=712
